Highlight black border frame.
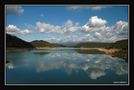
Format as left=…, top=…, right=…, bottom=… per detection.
left=0, top=0, right=134, bottom=88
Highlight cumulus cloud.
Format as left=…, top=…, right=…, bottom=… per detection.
left=42, top=17, right=128, bottom=43
left=63, top=20, right=81, bottom=33
left=81, top=16, right=128, bottom=42
left=88, top=16, right=107, bottom=27
left=107, top=21, right=128, bottom=41
left=6, top=5, right=24, bottom=15
left=113, top=20, right=128, bottom=35
left=8, top=15, right=127, bottom=43
left=36, top=21, right=63, bottom=34
left=6, top=25, right=32, bottom=35
left=67, top=5, right=107, bottom=10
left=82, top=16, right=107, bottom=32
left=36, top=20, right=80, bottom=34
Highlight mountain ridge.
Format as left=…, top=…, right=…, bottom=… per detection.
left=6, top=34, right=34, bottom=49
left=6, top=33, right=128, bottom=49
left=31, top=40, right=65, bottom=47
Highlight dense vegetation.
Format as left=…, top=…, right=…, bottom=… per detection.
left=111, top=39, right=128, bottom=49
left=31, top=40, right=65, bottom=47
left=75, top=39, right=128, bottom=49
left=75, top=42, right=111, bottom=48
left=6, top=34, right=34, bottom=49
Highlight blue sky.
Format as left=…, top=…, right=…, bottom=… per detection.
left=6, top=5, right=128, bottom=43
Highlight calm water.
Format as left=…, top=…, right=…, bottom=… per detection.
left=6, top=48, right=128, bottom=84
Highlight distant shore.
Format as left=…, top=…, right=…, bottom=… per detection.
left=6, top=47, right=128, bottom=61
left=6, top=48, right=33, bottom=52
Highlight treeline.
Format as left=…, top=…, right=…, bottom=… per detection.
left=31, top=40, right=65, bottom=47
left=75, top=39, right=128, bottom=49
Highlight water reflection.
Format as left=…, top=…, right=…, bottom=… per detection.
left=6, top=62, right=15, bottom=69
left=89, top=68, right=106, bottom=79
left=6, top=49, right=128, bottom=81
left=76, top=49, right=105, bottom=54
left=35, top=53, right=127, bottom=79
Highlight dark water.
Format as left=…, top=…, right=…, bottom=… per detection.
left=6, top=48, right=128, bottom=84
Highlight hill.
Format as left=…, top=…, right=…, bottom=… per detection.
left=75, top=39, right=128, bottom=61
left=75, top=39, right=128, bottom=49
left=6, top=34, right=34, bottom=49
left=111, top=39, right=128, bottom=49
left=31, top=40, right=65, bottom=48
left=75, top=42, right=111, bottom=48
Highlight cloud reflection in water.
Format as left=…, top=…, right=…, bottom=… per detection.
left=6, top=62, right=15, bottom=69
left=6, top=50, right=128, bottom=80
left=35, top=53, right=128, bottom=80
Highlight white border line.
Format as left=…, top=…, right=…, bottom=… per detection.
left=4, top=4, right=130, bottom=86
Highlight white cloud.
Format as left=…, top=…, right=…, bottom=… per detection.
left=67, top=5, right=107, bottom=10
left=6, top=25, right=32, bottom=35
left=90, top=6, right=106, bottom=10
left=41, top=18, right=128, bottom=43
left=81, top=16, right=128, bottom=42
left=36, top=21, right=63, bottom=34
left=63, top=20, right=81, bottom=33
left=95, top=32, right=101, bottom=36
left=108, top=21, right=128, bottom=42
left=36, top=20, right=80, bottom=34
left=65, top=20, right=73, bottom=28
left=8, top=16, right=127, bottom=43
left=43, top=34, right=95, bottom=43
left=21, top=29, right=32, bottom=34
left=89, top=16, right=107, bottom=27
left=113, top=20, right=128, bottom=35
left=82, top=16, right=107, bottom=29
left=6, top=5, right=24, bottom=15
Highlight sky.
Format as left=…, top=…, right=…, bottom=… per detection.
left=5, top=5, right=128, bottom=43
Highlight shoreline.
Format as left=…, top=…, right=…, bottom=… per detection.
left=6, top=48, right=33, bottom=52
left=6, top=47, right=128, bottom=61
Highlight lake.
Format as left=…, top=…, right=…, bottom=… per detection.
left=6, top=48, right=128, bottom=85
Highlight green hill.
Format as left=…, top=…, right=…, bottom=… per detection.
left=75, top=42, right=111, bottom=48
left=75, top=39, right=128, bottom=61
left=31, top=40, right=65, bottom=47
left=111, top=39, right=128, bottom=49
left=6, top=34, right=34, bottom=49
left=75, top=39, right=128, bottom=49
